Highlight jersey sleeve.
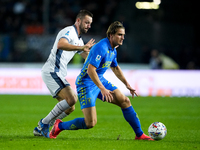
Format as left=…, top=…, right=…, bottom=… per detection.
left=60, top=29, right=73, bottom=43
left=89, top=44, right=106, bottom=68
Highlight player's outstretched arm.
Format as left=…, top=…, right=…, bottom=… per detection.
left=126, top=84, right=138, bottom=98
left=80, top=52, right=89, bottom=59
left=111, top=65, right=127, bottom=85
left=111, top=66, right=138, bottom=98
left=82, top=38, right=95, bottom=52
left=80, top=39, right=96, bottom=59
left=57, top=38, right=95, bottom=52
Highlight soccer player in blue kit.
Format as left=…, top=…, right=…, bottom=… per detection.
left=49, top=21, right=154, bottom=140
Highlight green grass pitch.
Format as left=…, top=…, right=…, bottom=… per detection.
left=0, top=95, right=199, bottom=150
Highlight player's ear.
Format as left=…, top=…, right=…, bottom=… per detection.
left=110, top=34, right=114, bottom=39
left=77, top=18, right=81, bottom=24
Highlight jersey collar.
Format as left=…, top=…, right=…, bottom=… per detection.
left=106, top=37, right=115, bottom=51
left=73, top=25, right=81, bottom=39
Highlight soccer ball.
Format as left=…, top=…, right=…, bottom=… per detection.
left=148, top=122, right=167, bottom=140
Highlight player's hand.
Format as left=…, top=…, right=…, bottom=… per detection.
left=126, top=84, right=138, bottom=98
left=83, top=38, right=95, bottom=52
left=101, top=88, right=114, bottom=103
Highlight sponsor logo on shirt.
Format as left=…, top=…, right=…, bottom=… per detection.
left=102, top=61, right=111, bottom=68
left=65, top=31, right=70, bottom=36
left=95, top=55, right=101, bottom=62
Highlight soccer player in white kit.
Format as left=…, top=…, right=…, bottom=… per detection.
left=33, top=10, right=95, bottom=138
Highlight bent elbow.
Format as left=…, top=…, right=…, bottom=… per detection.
left=57, top=43, right=62, bottom=49
left=87, top=64, right=97, bottom=77
left=87, top=69, right=91, bottom=76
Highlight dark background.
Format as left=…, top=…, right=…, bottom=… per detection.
left=0, top=0, right=199, bottom=69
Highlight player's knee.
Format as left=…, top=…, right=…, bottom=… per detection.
left=71, top=94, right=78, bottom=104
left=64, top=94, right=78, bottom=106
left=120, top=96, right=131, bottom=108
left=65, top=105, right=75, bottom=115
left=70, top=105, right=75, bottom=112
left=124, top=97, right=131, bottom=105
left=86, top=120, right=97, bottom=129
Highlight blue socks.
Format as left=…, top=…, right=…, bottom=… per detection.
left=57, top=106, right=143, bottom=138
left=122, top=106, right=143, bottom=137
left=58, top=118, right=88, bottom=130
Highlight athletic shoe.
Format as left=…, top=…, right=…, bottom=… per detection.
left=135, top=133, right=154, bottom=141
left=49, top=119, right=63, bottom=139
left=33, top=119, right=44, bottom=136
left=37, top=119, right=50, bottom=138
left=33, top=127, right=42, bottom=136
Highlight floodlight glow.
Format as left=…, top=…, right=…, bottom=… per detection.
left=135, top=2, right=159, bottom=9
left=153, top=0, right=161, bottom=5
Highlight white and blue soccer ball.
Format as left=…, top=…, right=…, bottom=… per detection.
left=148, top=122, right=167, bottom=140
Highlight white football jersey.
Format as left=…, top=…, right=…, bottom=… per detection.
left=42, top=25, right=84, bottom=77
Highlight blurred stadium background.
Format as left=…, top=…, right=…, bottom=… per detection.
left=0, top=0, right=199, bottom=97
left=1, top=2, right=200, bottom=149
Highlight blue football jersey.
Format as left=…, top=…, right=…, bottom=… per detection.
left=76, top=38, right=118, bottom=85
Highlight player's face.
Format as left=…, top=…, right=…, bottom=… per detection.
left=79, top=15, right=92, bottom=34
left=111, top=28, right=125, bottom=47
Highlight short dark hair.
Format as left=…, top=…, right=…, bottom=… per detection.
left=76, top=10, right=93, bottom=20
left=106, top=21, right=124, bottom=38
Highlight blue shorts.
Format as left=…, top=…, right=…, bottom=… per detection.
left=76, top=77, right=117, bottom=109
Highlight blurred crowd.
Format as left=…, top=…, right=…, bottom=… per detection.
left=0, top=0, right=118, bottom=35
left=0, top=0, right=199, bottom=69
left=146, top=46, right=200, bottom=70
left=0, top=0, right=119, bottom=62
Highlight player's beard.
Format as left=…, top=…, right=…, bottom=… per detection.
left=79, top=22, right=88, bottom=34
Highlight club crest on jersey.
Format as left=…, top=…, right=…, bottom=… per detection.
left=95, top=55, right=101, bottom=62
left=65, top=31, right=70, bottom=36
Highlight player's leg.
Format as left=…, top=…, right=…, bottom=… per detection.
left=43, top=86, right=77, bottom=125
left=56, top=96, right=75, bottom=115
left=49, top=96, right=75, bottom=126
left=110, top=89, right=143, bottom=135
left=49, top=99, right=75, bottom=126
left=39, top=86, right=77, bottom=138
left=59, top=106, right=97, bottom=130
left=81, top=106, right=97, bottom=128
left=110, top=89, right=153, bottom=140
left=49, top=106, right=97, bottom=139
left=100, top=79, right=153, bottom=140
left=97, top=85, right=142, bottom=136
left=33, top=72, right=77, bottom=138
left=33, top=95, right=75, bottom=136
left=49, top=85, right=99, bottom=138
